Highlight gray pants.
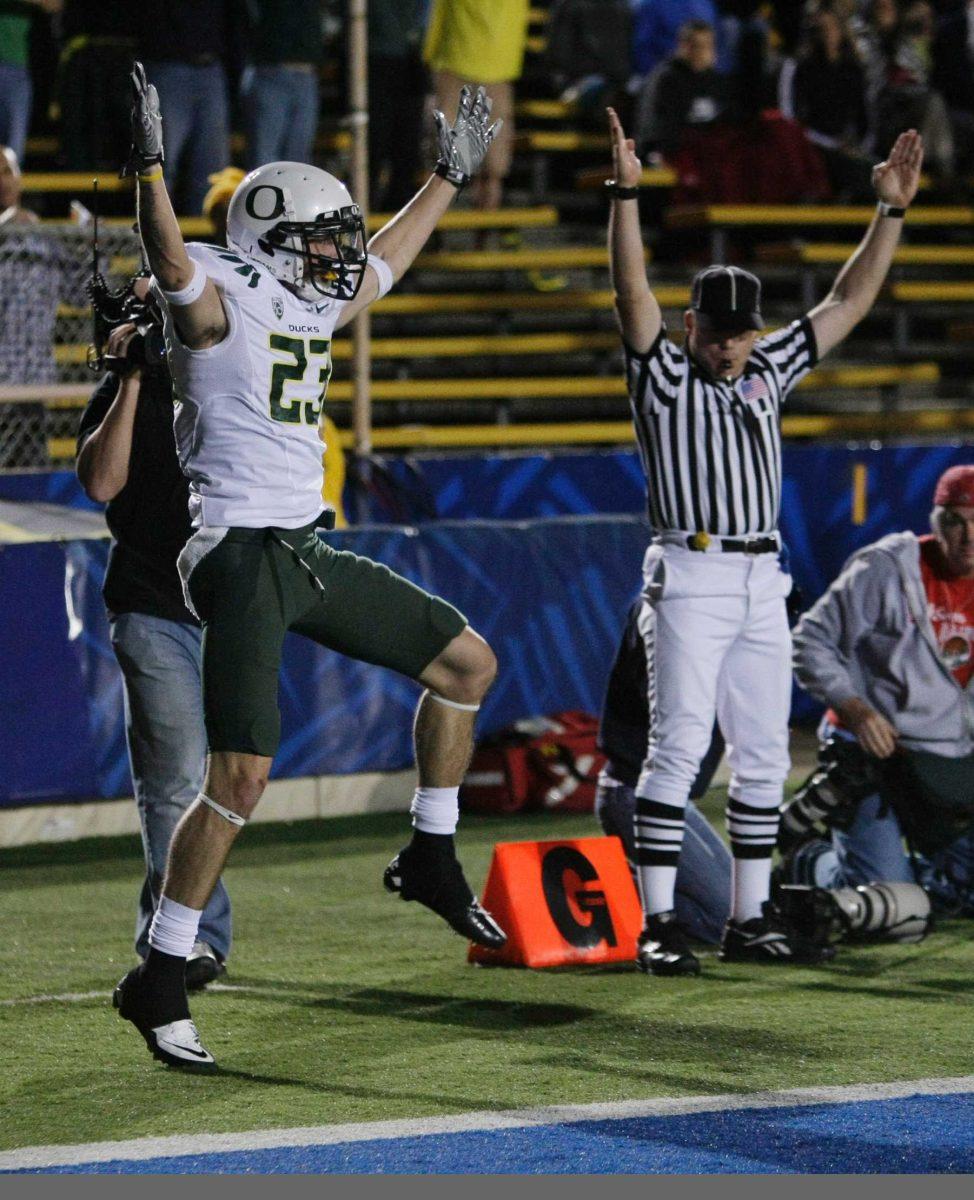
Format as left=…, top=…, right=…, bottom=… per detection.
left=110, top=612, right=232, bottom=961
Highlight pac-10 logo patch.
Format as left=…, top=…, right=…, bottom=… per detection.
left=272, top=296, right=284, bottom=320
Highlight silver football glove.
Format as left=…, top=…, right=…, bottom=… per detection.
left=121, top=60, right=164, bottom=178
left=433, top=84, right=503, bottom=190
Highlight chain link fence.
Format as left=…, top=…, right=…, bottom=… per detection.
left=0, top=222, right=142, bottom=469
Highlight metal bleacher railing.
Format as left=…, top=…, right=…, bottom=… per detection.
left=1, top=185, right=971, bottom=469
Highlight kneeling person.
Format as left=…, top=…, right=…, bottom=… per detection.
left=782, top=466, right=974, bottom=931
left=113, top=65, right=506, bottom=1071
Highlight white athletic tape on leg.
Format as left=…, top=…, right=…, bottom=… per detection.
left=200, top=793, right=247, bottom=827
left=411, top=786, right=460, bottom=834
left=428, top=692, right=480, bottom=713
left=148, top=895, right=203, bottom=958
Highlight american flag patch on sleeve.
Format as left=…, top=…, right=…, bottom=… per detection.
left=740, top=377, right=770, bottom=402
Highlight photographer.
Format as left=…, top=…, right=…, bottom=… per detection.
left=780, top=466, right=974, bottom=923
left=76, top=286, right=232, bottom=989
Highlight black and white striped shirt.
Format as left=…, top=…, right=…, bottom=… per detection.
left=624, top=318, right=818, bottom=536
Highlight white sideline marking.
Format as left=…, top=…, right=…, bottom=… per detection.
left=0, top=990, right=107, bottom=1007
left=0, top=983, right=290, bottom=1008
left=2, top=1075, right=973, bottom=1171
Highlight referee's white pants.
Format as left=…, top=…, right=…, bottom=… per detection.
left=636, top=544, right=792, bottom=811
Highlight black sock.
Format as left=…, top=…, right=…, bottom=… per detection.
left=139, top=948, right=190, bottom=1024
left=408, top=829, right=456, bottom=859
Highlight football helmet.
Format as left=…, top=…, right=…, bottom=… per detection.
left=226, top=162, right=367, bottom=302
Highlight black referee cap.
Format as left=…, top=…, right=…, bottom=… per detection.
left=690, top=265, right=763, bottom=331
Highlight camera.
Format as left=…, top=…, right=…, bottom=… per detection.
left=87, top=268, right=167, bottom=374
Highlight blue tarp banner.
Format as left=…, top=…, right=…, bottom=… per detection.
left=0, top=516, right=651, bottom=807
left=1, top=441, right=969, bottom=808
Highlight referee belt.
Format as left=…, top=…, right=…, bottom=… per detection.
left=660, top=532, right=780, bottom=555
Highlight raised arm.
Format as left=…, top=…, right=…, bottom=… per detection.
left=606, top=107, right=661, bottom=355
left=807, top=130, right=923, bottom=360
left=125, top=63, right=227, bottom=350
left=76, top=329, right=141, bottom=503
left=335, top=86, right=502, bottom=329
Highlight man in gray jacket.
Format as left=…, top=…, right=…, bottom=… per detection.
left=780, top=465, right=974, bottom=917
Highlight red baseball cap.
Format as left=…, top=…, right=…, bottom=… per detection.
left=933, top=465, right=974, bottom=507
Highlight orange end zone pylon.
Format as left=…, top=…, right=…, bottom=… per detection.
left=468, top=836, right=643, bottom=968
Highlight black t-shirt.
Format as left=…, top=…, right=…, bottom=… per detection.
left=77, top=370, right=197, bottom=626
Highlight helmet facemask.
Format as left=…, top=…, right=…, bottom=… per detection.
left=260, top=207, right=367, bottom=302
left=226, top=164, right=369, bottom=304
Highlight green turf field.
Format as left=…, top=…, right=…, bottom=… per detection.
left=1, top=801, right=972, bottom=1154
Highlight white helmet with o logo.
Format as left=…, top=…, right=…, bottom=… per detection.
left=225, top=161, right=368, bottom=302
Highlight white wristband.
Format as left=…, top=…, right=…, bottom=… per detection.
left=159, top=259, right=207, bottom=307
left=367, top=254, right=394, bottom=299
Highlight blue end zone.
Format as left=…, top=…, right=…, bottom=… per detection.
left=17, top=1093, right=974, bottom=1174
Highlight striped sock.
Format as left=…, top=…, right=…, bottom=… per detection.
left=634, top=795, right=687, bottom=915
left=727, top=796, right=781, bottom=923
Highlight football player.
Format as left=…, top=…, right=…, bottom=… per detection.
left=113, top=63, right=506, bottom=1070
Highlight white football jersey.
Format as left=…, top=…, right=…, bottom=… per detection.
left=154, top=242, right=350, bottom=529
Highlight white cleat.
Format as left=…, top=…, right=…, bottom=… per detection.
left=113, top=967, right=217, bottom=1072
left=149, top=1020, right=216, bottom=1070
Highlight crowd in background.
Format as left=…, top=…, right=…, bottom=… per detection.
left=1, top=0, right=973, bottom=211
left=550, top=0, right=974, bottom=200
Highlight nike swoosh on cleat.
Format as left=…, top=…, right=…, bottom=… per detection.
left=155, top=1039, right=212, bottom=1060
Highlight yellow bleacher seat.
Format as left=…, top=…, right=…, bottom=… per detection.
left=891, top=282, right=974, bottom=302
left=668, top=204, right=974, bottom=227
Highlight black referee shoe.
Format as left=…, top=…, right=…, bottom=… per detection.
left=719, top=901, right=836, bottom=965
left=383, top=844, right=507, bottom=949
left=636, top=910, right=701, bottom=977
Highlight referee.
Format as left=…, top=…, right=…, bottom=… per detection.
left=605, top=106, right=924, bottom=976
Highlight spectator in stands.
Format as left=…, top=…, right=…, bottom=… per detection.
left=634, top=19, right=729, bottom=162
left=0, top=144, right=38, bottom=224
left=0, top=0, right=62, bottom=162
left=136, top=2, right=237, bottom=214
left=779, top=2, right=872, bottom=200
left=632, top=0, right=720, bottom=81
left=424, top=0, right=528, bottom=211
left=781, top=465, right=974, bottom=921
left=715, top=0, right=766, bottom=73
left=242, top=0, right=322, bottom=170
left=0, top=147, right=82, bottom=466
left=766, top=0, right=804, bottom=56
left=855, top=0, right=955, bottom=181
left=369, top=0, right=430, bottom=212
left=76, top=291, right=233, bottom=990
left=716, top=1, right=779, bottom=119
left=544, top=0, right=632, bottom=124
left=932, top=0, right=974, bottom=173
left=56, top=1, right=134, bottom=171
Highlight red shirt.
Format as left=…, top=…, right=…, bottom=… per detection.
left=826, top=534, right=974, bottom=727
left=918, top=534, right=974, bottom=689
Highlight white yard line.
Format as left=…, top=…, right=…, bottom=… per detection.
left=0, top=982, right=292, bottom=1008
left=2, top=1075, right=973, bottom=1171
left=0, top=990, right=107, bottom=1007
